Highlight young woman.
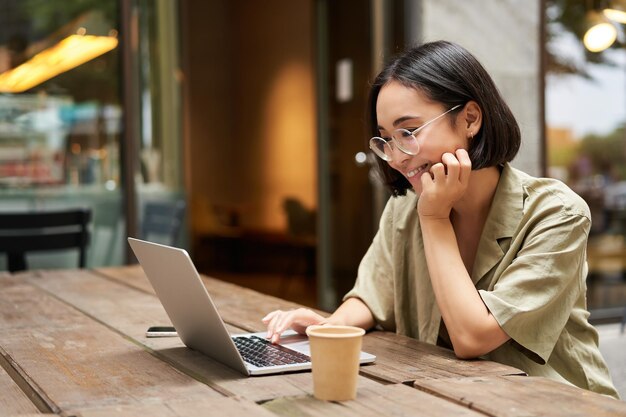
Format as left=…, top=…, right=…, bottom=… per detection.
left=263, top=41, right=619, bottom=398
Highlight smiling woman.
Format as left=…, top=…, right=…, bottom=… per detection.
left=368, top=42, right=520, bottom=197
left=263, top=40, right=620, bottom=399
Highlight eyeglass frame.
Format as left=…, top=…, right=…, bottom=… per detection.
left=369, top=104, right=462, bottom=161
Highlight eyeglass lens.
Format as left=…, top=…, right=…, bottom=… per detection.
left=369, top=138, right=393, bottom=160
left=369, top=131, right=419, bottom=161
left=370, top=104, right=461, bottom=161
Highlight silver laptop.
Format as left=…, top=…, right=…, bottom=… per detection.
left=128, top=237, right=376, bottom=376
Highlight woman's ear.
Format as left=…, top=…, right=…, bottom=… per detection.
left=463, top=101, right=482, bottom=139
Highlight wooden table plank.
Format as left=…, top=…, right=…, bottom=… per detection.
left=414, top=375, right=626, bottom=417
left=0, top=276, right=222, bottom=415
left=96, top=266, right=524, bottom=383
left=93, top=266, right=154, bottom=294
left=75, top=397, right=277, bottom=417
left=263, top=383, right=484, bottom=417
left=0, top=358, right=41, bottom=416
left=4, top=267, right=613, bottom=417
left=95, top=265, right=321, bottom=331
left=27, top=268, right=384, bottom=404
left=359, top=331, right=524, bottom=384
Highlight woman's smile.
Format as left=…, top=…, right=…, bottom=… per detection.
left=406, top=163, right=429, bottom=178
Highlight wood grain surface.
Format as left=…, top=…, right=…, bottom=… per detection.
left=0, top=266, right=617, bottom=417
left=415, top=375, right=626, bottom=417
left=0, top=275, right=221, bottom=415
left=25, top=268, right=382, bottom=404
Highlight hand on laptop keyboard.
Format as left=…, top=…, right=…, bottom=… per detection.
left=262, top=308, right=327, bottom=344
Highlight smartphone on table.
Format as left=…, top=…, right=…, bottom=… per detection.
left=145, top=326, right=178, bottom=337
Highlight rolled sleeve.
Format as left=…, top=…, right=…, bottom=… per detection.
left=479, top=212, right=590, bottom=364
left=343, top=198, right=396, bottom=330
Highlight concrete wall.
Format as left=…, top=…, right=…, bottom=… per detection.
left=414, top=0, right=542, bottom=176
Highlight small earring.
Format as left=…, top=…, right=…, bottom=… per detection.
left=469, top=132, right=474, bottom=140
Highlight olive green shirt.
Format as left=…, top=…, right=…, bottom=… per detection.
left=344, top=163, right=619, bottom=398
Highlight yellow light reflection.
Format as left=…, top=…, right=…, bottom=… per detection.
left=0, top=34, right=118, bottom=93
left=583, top=22, right=617, bottom=52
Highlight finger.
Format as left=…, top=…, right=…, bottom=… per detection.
left=269, top=317, right=280, bottom=343
left=262, top=310, right=279, bottom=323
left=265, top=310, right=282, bottom=329
left=272, top=310, right=303, bottom=343
left=274, top=310, right=296, bottom=335
left=456, top=149, right=472, bottom=185
left=420, top=167, right=434, bottom=190
left=441, top=152, right=460, bottom=183
left=420, top=168, right=432, bottom=188
left=266, top=312, right=283, bottom=338
left=430, top=162, right=446, bottom=182
left=276, top=309, right=321, bottom=336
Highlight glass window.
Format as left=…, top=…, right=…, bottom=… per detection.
left=0, top=0, right=124, bottom=268
left=0, top=0, right=187, bottom=271
left=546, top=0, right=626, bottom=321
left=134, top=0, right=186, bottom=248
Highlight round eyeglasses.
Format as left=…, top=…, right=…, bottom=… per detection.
left=369, top=104, right=461, bottom=161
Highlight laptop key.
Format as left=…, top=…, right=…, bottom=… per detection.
left=233, top=335, right=310, bottom=366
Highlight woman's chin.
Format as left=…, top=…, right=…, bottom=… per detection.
left=409, top=179, right=423, bottom=195
left=406, top=168, right=429, bottom=190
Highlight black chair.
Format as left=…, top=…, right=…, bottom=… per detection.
left=0, top=208, right=91, bottom=272
left=141, top=200, right=186, bottom=246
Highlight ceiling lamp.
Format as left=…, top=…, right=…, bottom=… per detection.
left=0, top=11, right=118, bottom=93
left=583, top=10, right=617, bottom=52
left=604, top=0, right=626, bottom=24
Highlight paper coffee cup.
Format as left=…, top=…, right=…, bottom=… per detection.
left=305, top=325, right=365, bottom=401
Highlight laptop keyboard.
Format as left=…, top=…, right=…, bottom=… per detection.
left=232, top=335, right=310, bottom=367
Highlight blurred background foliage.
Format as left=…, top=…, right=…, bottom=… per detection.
left=546, top=0, right=619, bottom=77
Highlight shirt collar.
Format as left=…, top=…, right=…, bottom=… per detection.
left=486, top=162, right=525, bottom=240
left=471, top=163, right=525, bottom=282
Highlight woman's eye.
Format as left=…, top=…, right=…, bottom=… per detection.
left=398, top=129, right=417, bottom=138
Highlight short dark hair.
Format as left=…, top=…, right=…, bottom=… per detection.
left=368, top=40, right=521, bottom=197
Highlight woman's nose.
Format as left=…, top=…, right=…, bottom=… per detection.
left=389, top=146, right=412, bottom=169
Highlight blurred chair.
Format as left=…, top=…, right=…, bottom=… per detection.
left=91, top=198, right=123, bottom=266
left=141, top=200, right=186, bottom=246
left=278, top=198, right=317, bottom=296
left=0, top=208, right=92, bottom=272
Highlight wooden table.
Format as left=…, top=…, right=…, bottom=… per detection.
left=1, top=266, right=625, bottom=417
